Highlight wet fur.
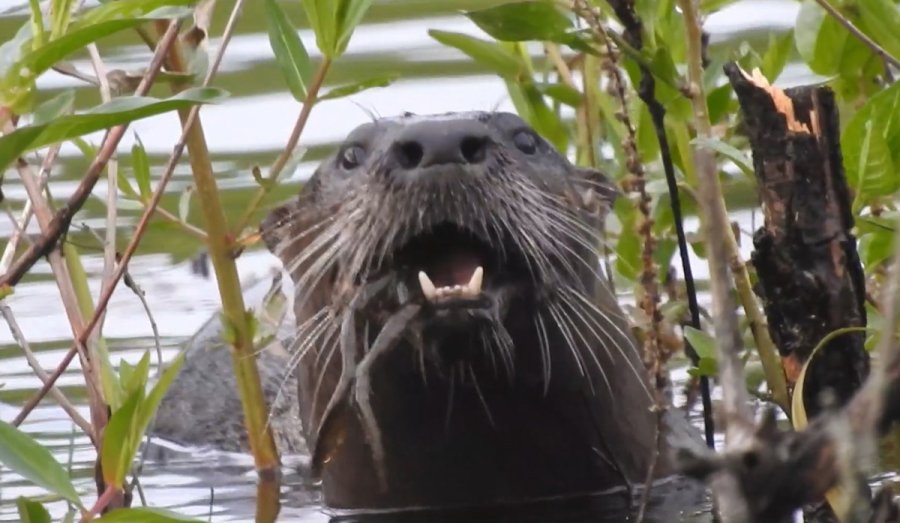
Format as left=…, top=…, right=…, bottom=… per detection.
left=261, top=112, right=665, bottom=510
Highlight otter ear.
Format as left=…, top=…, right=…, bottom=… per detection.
left=572, top=167, right=619, bottom=215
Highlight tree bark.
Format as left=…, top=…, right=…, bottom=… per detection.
left=724, top=62, right=869, bottom=417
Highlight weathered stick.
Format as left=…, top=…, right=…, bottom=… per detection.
left=724, top=63, right=869, bottom=417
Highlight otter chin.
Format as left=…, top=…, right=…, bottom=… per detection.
left=261, top=111, right=667, bottom=511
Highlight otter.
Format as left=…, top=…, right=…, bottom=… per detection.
left=251, top=111, right=668, bottom=510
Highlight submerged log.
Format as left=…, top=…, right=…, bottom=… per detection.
left=725, top=63, right=869, bottom=417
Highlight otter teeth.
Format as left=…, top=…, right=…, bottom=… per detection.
left=417, top=271, right=437, bottom=300
left=417, top=267, right=484, bottom=302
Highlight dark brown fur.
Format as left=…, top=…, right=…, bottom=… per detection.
left=261, top=112, right=666, bottom=510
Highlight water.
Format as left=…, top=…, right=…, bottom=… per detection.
left=0, top=1, right=800, bottom=521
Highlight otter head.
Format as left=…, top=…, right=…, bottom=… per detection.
left=261, top=112, right=658, bottom=510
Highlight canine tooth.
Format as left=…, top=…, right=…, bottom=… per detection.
left=467, top=266, right=484, bottom=295
left=418, top=271, right=436, bottom=300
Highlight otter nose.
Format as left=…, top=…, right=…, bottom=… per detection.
left=391, top=120, right=490, bottom=169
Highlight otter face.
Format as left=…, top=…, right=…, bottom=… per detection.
left=264, top=112, right=616, bottom=371
left=261, top=112, right=656, bottom=508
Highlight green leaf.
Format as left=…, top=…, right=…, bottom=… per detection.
left=137, top=352, right=186, bottom=445
left=0, top=421, right=82, bottom=508
left=856, top=0, right=900, bottom=63
left=683, top=326, right=716, bottom=359
left=0, top=7, right=193, bottom=111
left=16, top=497, right=51, bottom=523
left=302, top=0, right=372, bottom=58
left=32, top=90, right=76, bottom=126
left=535, top=83, right=582, bottom=107
left=264, top=0, right=314, bottom=101
left=794, top=1, right=875, bottom=78
left=317, top=74, right=397, bottom=101
left=0, top=87, right=228, bottom=171
left=760, top=30, right=794, bottom=83
left=50, top=0, right=74, bottom=40
left=842, top=81, right=900, bottom=206
left=101, top=390, right=142, bottom=488
left=684, top=326, right=718, bottom=377
left=121, top=351, right=151, bottom=398
left=334, top=0, right=373, bottom=57
left=73, top=0, right=195, bottom=29
left=506, top=81, right=568, bottom=153
left=132, top=135, right=152, bottom=201
left=428, top=30, right=522, bottom=78
left=97, top=507, right=204, bottom=522
left=691, top=136, right=754, bottom=177
left=465, top=2, right=574, bottom=43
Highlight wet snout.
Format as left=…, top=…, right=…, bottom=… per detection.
left=389, top=119, right=491, bottom=169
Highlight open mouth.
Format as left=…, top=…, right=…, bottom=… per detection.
left=394, top=223, right=520, bottom=308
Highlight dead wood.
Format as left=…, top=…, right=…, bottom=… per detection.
left=724, top=62, right=869, bottom=417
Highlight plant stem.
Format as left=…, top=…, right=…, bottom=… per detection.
left=232, top=57, right=333, bottom=236
left=677, top=0, right=758, bottom=423
left=155, top=10, right=280, bottom=472
left=813, top=0, right=900, bottom=70
left=678, top=0, right=789, bottom=412
left=0, top=20, right=181, bottom=289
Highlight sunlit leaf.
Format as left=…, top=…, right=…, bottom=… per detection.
left=137, top=352, right=186, bottom=444
left=317, top=74, right=397, bottom=101
left=16, top=497, right=51, bottom=523
left=0, top=421, right=82, bottom=508
left=684, top=326, right=718, bottom=377
left=0, top=87, right=228, bottom=171
left=97, top=507, right=204, bottom=522
left=428, top=30, right=522, bottom=78
left=264, top=0, right=314, bottom=101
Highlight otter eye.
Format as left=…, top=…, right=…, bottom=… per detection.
left=340, top=145, right=366, bottom=170
left=513, top=130, right=538, bottom=155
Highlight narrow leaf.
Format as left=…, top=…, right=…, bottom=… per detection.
left=317, top=74, right=396, bottom=101
left=32, top=90, right=76, bottom=126
left=101, top=390, right=142, bottom=488
left=16, top=497, right=51, bottom=523
left=428, top=30, right=522, bottom=78
left=131, top=135, right=152, bottom=201
left=264, top=0, right=313, bottom=101
left=0, top=421, right=82, bottom=508
left=691, top=136, right=754, bottom=177
left=74, top=0, right=195, bottom=29
left=97, top=507, right=204, bottom=522
left=466, top=2, right=574, bottom=43
left=334, top=0, right=373, bottom=57
left=0, top=87, right=228, bottom=171
left=178, top=186, right=193, bottom=222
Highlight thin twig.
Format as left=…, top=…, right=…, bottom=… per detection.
left=584, top=0, right=718, bottom=448
left=813, top=0, right=900, bottom=70
left=232, top=57, right=333, bottom=235
left=0, top=304, right=92, bottom=435
left=87, top=43, right=119, bottom=350
left=0, top=20, right=181, bottom=289
left=12, top=21, right=183, bottom=427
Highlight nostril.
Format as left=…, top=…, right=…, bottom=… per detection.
left=395, top=141, right=424, bottom=169
left=460, top=136, right=488, bottom=164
